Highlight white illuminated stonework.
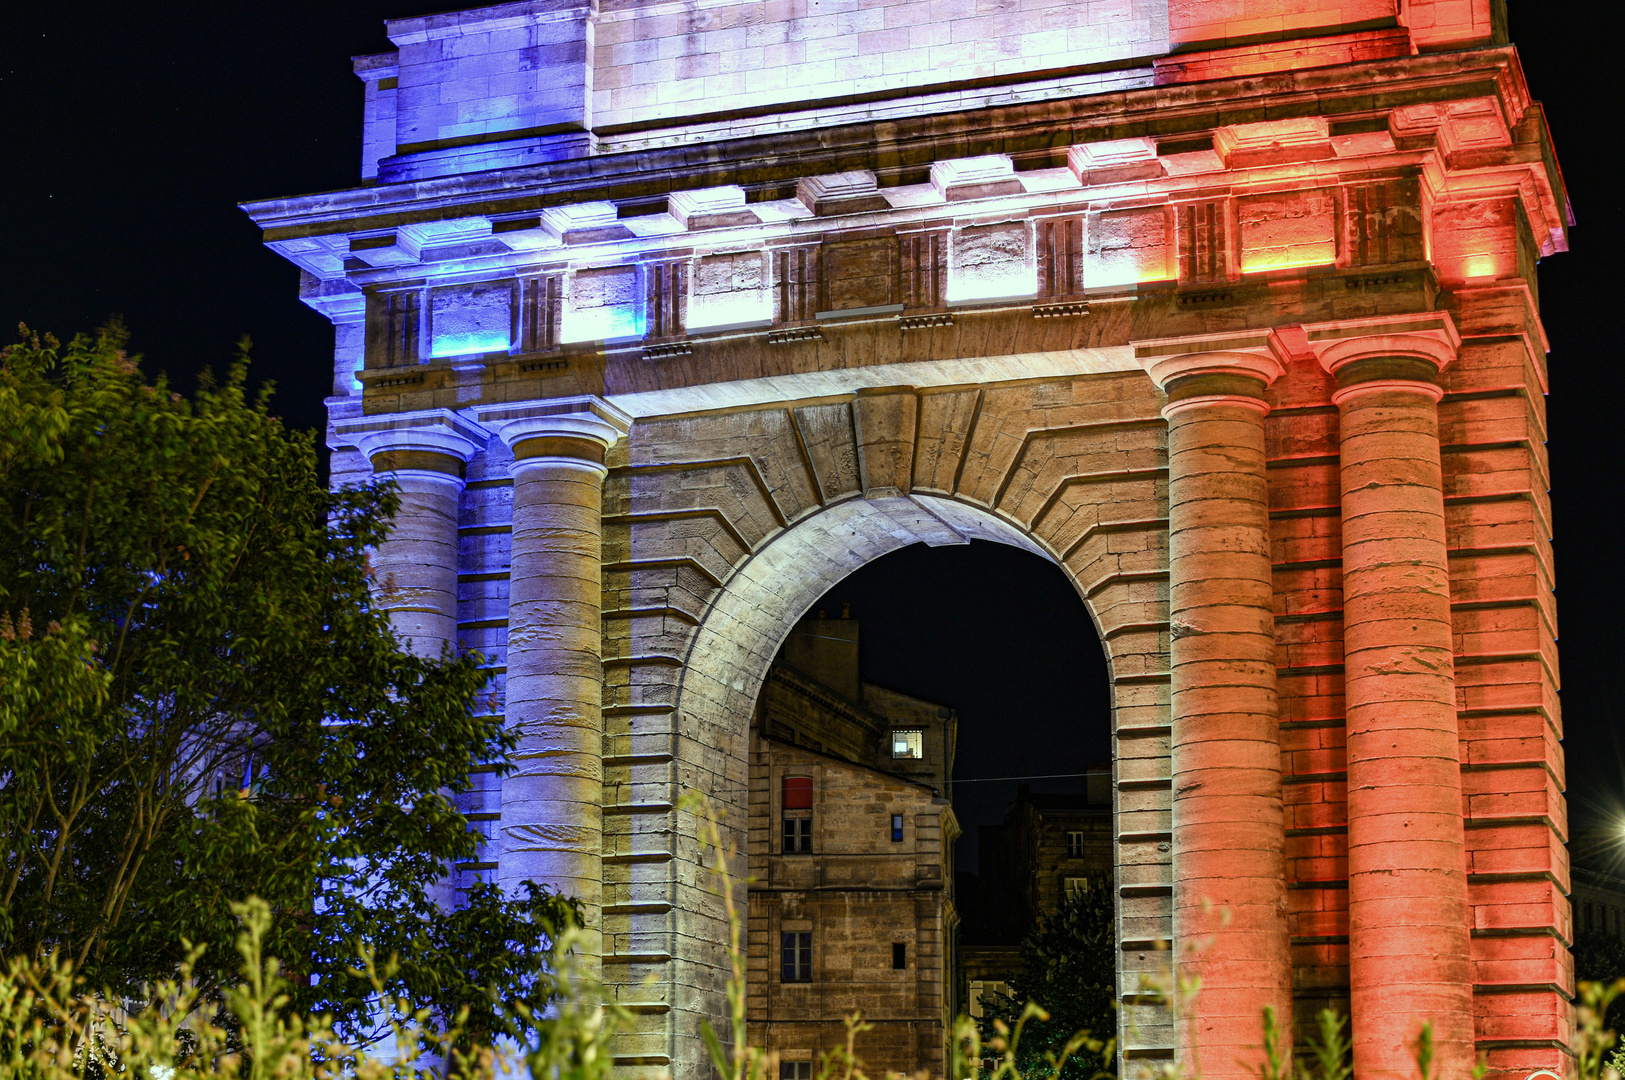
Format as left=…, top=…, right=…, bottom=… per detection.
left=247, top=2, right=1574, bottom=1078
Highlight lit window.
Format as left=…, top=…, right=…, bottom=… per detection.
left=1064, top=876, right=1090, bottom=900
left=968, top=979, right=1010, bottom=1019
left=891, top=813, right=904, bottom=842
left=781, top=1064, right=812, bottom=1080
left=1067, top=831, right=1086, bottom=858
left=781, top=931, right=812, bottom=982
left=891, top=729, right=923, bottom=759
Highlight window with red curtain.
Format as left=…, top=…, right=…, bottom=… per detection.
left=782, top=775, right=814, bottom=809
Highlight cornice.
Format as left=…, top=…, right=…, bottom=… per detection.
left=241, top=47, right=1547, bottom=241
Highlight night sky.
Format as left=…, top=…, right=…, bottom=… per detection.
left=2, top=4, right=1620, bottom=870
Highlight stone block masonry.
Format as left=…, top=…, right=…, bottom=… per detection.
left=250, top=1, right=1571, bottom=1075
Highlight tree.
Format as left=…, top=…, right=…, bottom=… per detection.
left=977, top=873, right=1117, bottom=1079
left=0, top=325, right=574, bottom=1050
left=1574, top=931, right=1625, bottom=1030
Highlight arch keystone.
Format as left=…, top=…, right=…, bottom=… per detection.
left=852, top=385, right=921, bottom=498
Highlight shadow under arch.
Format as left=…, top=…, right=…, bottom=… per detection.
left=674, top=493, right=1106, bottom=786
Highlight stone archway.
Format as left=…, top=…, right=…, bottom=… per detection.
left=591, top=374, right=1181, bottom=1074
left=250, top=3, right=1572, bottom=1074
left=668, top=494, right=1118, bottom=1062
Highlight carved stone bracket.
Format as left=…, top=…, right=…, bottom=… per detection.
left=767, top=327, right=824, bottom=345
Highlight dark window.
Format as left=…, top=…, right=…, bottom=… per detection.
left=891, top=813, right=904, bottom=842
left=892, top=942, right=907, bottom=970
left=780, top=1064, right=811, bottom=1080
left=781, top=931, right=812, bottom=982
left=1067, top=830, right=1086, bottom=858
left=783, top=815, right=812, bottom=854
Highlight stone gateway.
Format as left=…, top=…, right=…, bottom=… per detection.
left=245, top=1, right=1571, bottom=1076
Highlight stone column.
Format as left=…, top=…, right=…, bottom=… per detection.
left=1317, top=328, right=1473, bottom=1080
left=481, top=399, right=631, bottom=961
left=340, top=411, right=485, bottom=658
left=337, top=411, right=487, bottom=916
left=1138, top=337, right=1292, bottom=1080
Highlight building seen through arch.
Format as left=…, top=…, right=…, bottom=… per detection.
left=246, top=0, right=1574, bottom=1075
left=748, top=612, right=961, bottom=1074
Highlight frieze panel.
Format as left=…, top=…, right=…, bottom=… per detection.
left=948, top=221, right=1033, bottom=304
left=819, top=237, right=898, bottom=314
left=564, top=264, right=642, bottom=343
left=1087, top=206, right=1173, bottom=289
left=1343, top=176, right=1426, bottom=268
left=688, top=252, right=769, bottom=332
left=1235, top=189, right=1339, bottom=274
left=429, top=280, right=514, bottom=358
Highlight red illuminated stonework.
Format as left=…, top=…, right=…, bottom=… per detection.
left=247, top=0, right=1571, bottom=1075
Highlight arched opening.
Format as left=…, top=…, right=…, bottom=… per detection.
left=672, top=494, right=1119, bottom=1075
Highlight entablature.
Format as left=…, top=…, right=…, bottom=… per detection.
left=245, top=46, right=1565, bottom=261
left=248, top=44, right=1568, bottom=418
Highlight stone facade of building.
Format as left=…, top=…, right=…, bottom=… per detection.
left=746, top=626, right=959, bottom=1074
left=1573, top=864, right=1625, bottom=943
left=963, top=783, right=1114, bottom=1015
left=981, top=783, right=1115, bottom=932
left=246, top=1, right=1574, bottom=1075
left=1569, top=830, right=1625, bottom=945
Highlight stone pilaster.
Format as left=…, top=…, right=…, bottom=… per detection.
left=335, top=410, right=486, bottom=658
left=1314, top=321, right=1474, bottom=1080
left=479, top=398, right=632, bottom=960
left=1137, top=335, right=1292, bottom=1080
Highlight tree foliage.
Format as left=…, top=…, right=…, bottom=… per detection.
left=1575, top=931, right=1625, bottom=1030
left=0, top=325, right=574, bottom=1050
left=978, top=873, right=1117, bottom=1079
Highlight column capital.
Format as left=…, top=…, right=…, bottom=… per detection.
left=332, top=408, right=488, bottom=481
left=1305, top=313, right=1460, bottom=403
left=1133, top=329, right=1291, bottom=418
left=477, top=396, right=633, bottom=472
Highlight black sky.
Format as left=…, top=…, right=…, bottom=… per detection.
left=1, top=3, right=1620, bottom=853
